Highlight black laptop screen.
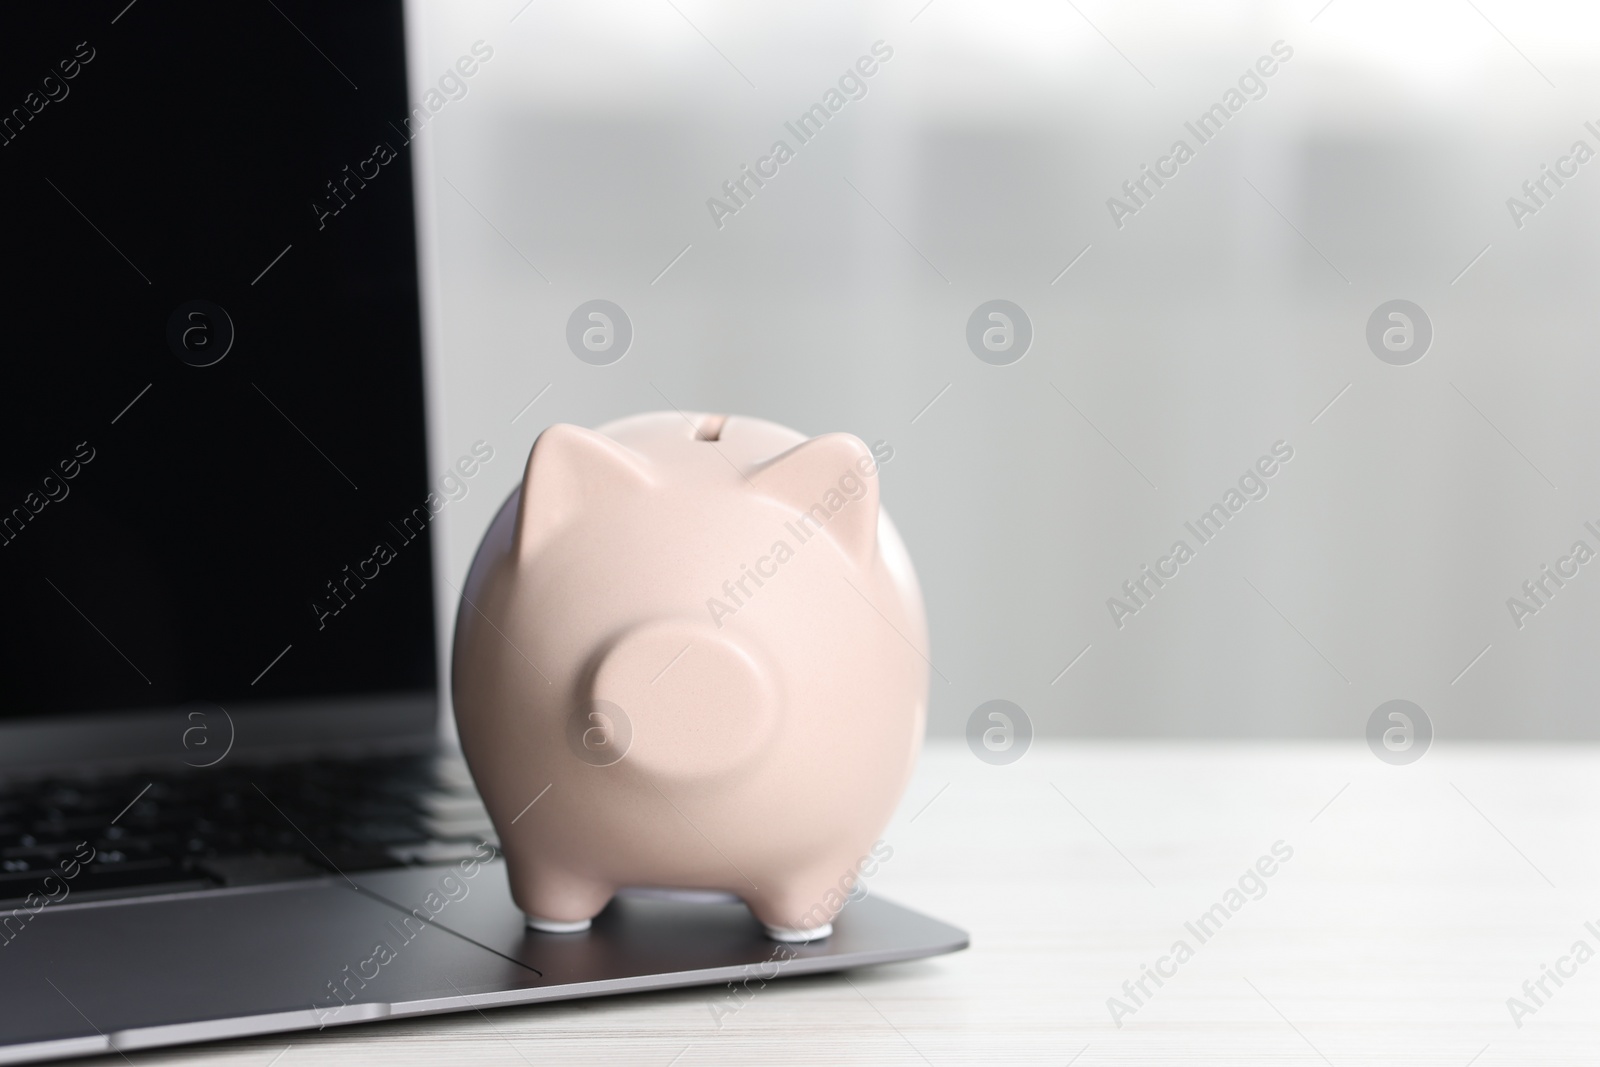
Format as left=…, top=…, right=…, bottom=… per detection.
left=0, top=1, right=437, bottom=720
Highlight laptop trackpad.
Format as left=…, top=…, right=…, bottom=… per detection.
left=353, top=860, right=969, bottom=985
left=0, top=880, right=541, bottom=1051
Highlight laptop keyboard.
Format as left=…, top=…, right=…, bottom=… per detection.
left=0, top=754, right=497, bottom=906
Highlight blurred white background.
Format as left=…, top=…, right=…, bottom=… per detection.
left=410, top=0, right=1600, bottom=739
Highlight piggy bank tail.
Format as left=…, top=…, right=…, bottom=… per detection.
left=584, top=620, right=779, bottom=782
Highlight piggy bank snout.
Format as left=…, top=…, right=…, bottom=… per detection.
left=588, top=620, right=779, bottom=782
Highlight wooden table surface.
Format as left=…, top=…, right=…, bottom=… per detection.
left=123, top=739, right=1599, bottom=1066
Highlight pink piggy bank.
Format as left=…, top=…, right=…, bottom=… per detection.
left=451, top=412, right=928, bottom=941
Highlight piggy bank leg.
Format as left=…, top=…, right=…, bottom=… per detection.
left=761, top=919, right=833, bottom=943
left=509, top=863, right=614, bottom=934
left=744, top=878, right=853, bottom=943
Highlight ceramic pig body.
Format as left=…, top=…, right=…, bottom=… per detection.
left=452, top=412, right=927, bottom=940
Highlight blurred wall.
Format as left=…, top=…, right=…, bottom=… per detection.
left=411, top=0, right=1600, bottom=739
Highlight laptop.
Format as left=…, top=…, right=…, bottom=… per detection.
left=0, top=2, right=966, bottom=1062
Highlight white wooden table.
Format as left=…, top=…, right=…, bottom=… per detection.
left=137, top=740, right=1600, bottom=1066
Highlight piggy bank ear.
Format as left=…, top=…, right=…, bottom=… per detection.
left=515, top=424, right=652, bottom=560
left=751, top=433, right=880, bottom=564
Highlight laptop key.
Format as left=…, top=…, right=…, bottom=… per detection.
left=0, top=753, right=481, bottom=903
